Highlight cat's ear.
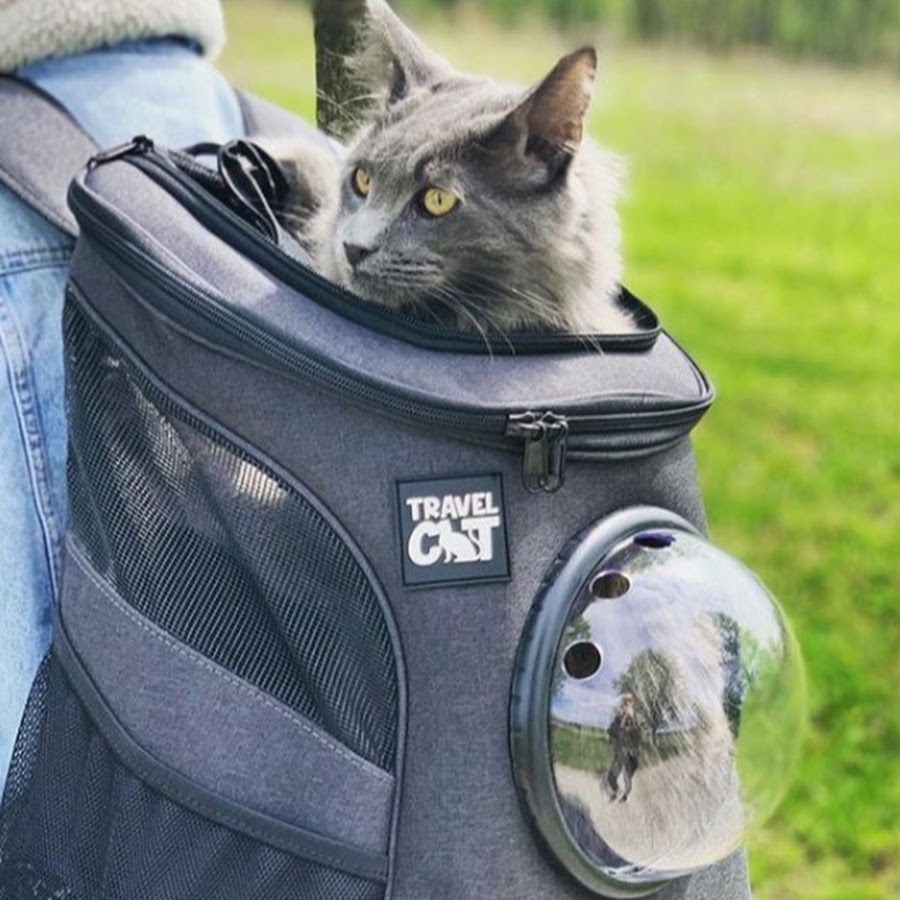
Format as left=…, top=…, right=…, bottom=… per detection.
left=491, top=47, right=598, bottom=183
left=364, top=0, right=454, bottom=104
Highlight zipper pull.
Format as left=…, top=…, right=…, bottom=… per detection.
left=87, top=135, right=154, bottom=170
left=507, top=412, right=569, bottom=494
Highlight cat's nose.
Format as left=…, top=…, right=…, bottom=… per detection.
left=344, top=242, right=377, bottom=268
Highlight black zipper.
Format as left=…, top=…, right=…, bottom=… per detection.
left=506, top=413, right=570, bottom=494
left=77, top=140, right=713, bottom=492
left=88, top=139, right=660, bottom=356
left=86, top=135, right=154, bottom=170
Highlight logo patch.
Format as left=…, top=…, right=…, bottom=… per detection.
left=397, top=474, right=510, bottom=587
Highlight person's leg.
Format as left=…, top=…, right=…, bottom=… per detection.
left=620, top=752, right=639, bottom=801
left=606, top=752, right=623, bottom=800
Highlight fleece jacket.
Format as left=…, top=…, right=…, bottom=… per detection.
left=0, top=0, right=225, bottom=72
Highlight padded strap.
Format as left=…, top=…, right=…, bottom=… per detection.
left=0, top=79, right=328, bottom=237
left=0, top=76, right=99, bottom=237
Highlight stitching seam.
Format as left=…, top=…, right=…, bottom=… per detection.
left=67, top=540, right=393, bottom=784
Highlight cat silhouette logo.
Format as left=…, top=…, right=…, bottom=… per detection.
left=397, top=474, right=510, bottom=587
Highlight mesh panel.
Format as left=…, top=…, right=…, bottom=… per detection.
left=0, top=657, right=384, bottom=900
left=64, top=296, right=397, bottom=771
left=0, top=657, right=50, bottom=864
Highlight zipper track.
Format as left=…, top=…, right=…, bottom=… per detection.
left=128, top=148, right=661, bottom=356
left=71, top=194, right=504, bottom=435
left=69, top=162, right=712, bottom=459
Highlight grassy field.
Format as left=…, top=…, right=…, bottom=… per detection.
left=219, top=3, right=900, bottom=897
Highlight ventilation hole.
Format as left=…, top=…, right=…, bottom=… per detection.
left=634, top=531, right=675, bottom=549
left=590, top=571, right=631, bottom=599
left=563, top=641, right=603, bottom=680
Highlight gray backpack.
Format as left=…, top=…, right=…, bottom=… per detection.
left=0, top=78, right=801, bottom=900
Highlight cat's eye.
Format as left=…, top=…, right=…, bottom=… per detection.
left=352, top=167, right=372, bottom=198
left=421, top=187, right=460, bottom=218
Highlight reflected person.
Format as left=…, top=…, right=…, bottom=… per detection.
left=606, top=693, right=646, bottom=802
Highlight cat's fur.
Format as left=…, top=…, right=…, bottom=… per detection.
left=271, top=0, right=633, bottom=335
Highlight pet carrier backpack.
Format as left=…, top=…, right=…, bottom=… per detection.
left=0, top=79, right=803, bottom=900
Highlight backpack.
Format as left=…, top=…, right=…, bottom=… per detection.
left=0, top=77, right=802, bottom=900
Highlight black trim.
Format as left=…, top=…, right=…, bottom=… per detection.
left=394, top=472, right=512, bottom=589
left=92, top=145, right=661, bottom=356
left=509, top=506, right=700, bottom=898
left=63, top=240, right=712, bottom=462
left=52, top=615, right=389, bottom=884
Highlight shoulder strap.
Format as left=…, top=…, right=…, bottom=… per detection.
left=0, top=77, right=99, bottom=238
left=0, top=79, right=329, bottom=237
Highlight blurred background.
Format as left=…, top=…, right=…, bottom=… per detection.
left=218, top=2, right=899, bottom=898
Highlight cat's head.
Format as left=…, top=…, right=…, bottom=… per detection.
left=326, top=0, right=627, bottom=334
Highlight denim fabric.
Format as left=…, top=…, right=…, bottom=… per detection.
left=19, top=41, right=244, bottom=150
left=0, top=40, right=245, bottom=794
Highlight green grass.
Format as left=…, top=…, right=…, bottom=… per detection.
left=219, top=4, right=900, bottom=896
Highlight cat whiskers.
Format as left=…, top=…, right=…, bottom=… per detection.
left=425, top=285, right=523, bottom=355
left=457, top=271, right=603, bottom=349
left=272, top=209, right=314, bottom=227
left=427, top=286, right=493, bottom=351
left=466, top=273, right=566, bottom=329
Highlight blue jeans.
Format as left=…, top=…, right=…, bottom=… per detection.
left=0, top=40, right=245, bottom=794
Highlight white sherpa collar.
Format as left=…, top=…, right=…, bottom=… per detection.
left=0, top=0, right=226, bottom=73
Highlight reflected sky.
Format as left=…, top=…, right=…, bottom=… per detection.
left=554, top=533, right=785, bottom=731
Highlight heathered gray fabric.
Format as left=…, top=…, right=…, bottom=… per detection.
left=61, top=540, right=394, bottom=854
left=0, top=81, right=326, bottom=245
left=0, top=78, right=97, bottom=236
left=658, top=851, right=750, bottom=900
left=65, top=155, right=751, bottom=898
left=82, top=162, right=711, bottom=415
left=70, top=236, right=748, bottom=900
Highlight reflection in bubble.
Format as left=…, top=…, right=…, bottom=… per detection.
left=548, top=528, right=804, bottom=886
left=604, top=693, right=645, bottom=802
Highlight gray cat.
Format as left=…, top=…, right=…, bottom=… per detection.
left=270, top=0, right=633, bottom=336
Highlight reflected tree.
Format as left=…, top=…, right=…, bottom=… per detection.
left=712, top=611, right=784, bottom=739
left=713, top=612, right=745, bottom=739
left=614, top=648, right=683, bottom=734
left=563, top=613, right=590, bottom=646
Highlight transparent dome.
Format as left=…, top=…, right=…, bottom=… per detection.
left=511, top=508, right=806, bottom=897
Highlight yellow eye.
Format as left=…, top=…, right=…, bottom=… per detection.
left=421, top=186, right=459, bottom=218
left=352, top=167, right=371, bottom=198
